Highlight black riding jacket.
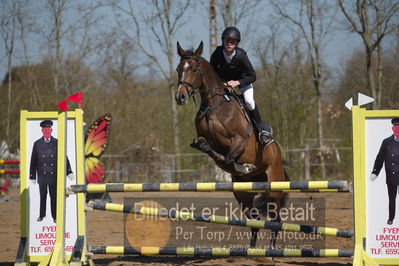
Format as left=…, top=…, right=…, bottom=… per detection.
left=210, top=46, right=256, bottom=89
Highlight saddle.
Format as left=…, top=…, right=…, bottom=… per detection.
left=226, top=85, right=273, bottom=137
left=224, top=86, right=253, bottom=137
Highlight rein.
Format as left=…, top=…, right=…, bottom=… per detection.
left=177, top=81, right=200, bottom=97
left=178, top=54, right=233, bottom=116
left=198, top=95, right=229, bottom=120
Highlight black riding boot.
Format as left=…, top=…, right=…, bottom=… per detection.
left=249, top=106, right=273, bottom=146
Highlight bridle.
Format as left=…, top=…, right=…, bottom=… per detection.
left=177, top=55, right=203, bottom=98
left=178, top=55, right=227, bottom=99
left=177, top=54, right=233, bottom=117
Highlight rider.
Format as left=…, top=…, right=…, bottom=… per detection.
left=210, top=26, right=273, bottom=145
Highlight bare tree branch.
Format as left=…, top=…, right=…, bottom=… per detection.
left=338, top=0, right=399, bottom=108
left=270, top=0, right=336, bottom=178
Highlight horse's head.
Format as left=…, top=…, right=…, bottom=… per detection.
left=175, top=41, right=203, bottom=105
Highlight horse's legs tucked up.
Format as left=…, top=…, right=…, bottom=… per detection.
left=190, top=136, right=256, bottom=174
left=190, top=137, right=225, bottom=161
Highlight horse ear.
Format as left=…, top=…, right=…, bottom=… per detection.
left=195, top=41, right=204, bottom=57
left=177, top=42, right=185, bottom=57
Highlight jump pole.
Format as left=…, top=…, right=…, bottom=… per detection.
left=0, top=160, right=20, bottom=164
left=44, top=105, right=399, bottom=264
left=0, top=160, right=20, bottom=174
left=0, top=169, right=20, bottom=174
left=89, top=201, right=354, bottom=238
left=69, top=180, right=350, bottom=193
left=89, top=246, right=354, bottom=257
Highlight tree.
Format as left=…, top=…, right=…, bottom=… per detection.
left=338, top=0, right=399, bottom=109
left=46, top=0, right=68, bottom=93
left=270, top=0, right=337, bottom=179
left=216, top=0, right=261, bottom=28
left=0, top=0, right=31, bottom=149
left=211, top=0, right=263, bottom=48
left=40, top=0, right=106, bottom=96
left=108, top=0, right=193, bottom=174
left=255, top=23, right=314, bottom=146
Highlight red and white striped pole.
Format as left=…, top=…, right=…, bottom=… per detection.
left=0, top=169, right=20, bottom=174
left=0, top=160, right=20, bottom=164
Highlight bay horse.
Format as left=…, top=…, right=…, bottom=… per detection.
left=175, top=41, right=288, bottom=248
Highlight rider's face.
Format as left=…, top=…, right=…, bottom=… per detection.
left=223, top=38, right=238, bottom=54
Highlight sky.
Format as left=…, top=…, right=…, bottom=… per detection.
left=0, top=1, right=363, bottom=83
left=180, top=19, right=363, bottom=72
left=165, top=2, right=363, bottom=76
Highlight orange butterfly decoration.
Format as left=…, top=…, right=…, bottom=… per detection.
left=85, top=114, right=112, bottom=183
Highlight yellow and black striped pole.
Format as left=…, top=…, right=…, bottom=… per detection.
left=90, top=202, right=353, bottom=238
left=71, top=181, right=350, bottom=193
left=89, top=246, right=354, bottom=257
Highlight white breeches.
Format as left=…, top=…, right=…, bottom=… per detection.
left=241, top=84, right=256, bottom=110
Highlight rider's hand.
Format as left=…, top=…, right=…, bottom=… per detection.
left=31, top=179, right=37, bottom=185
left=227, top=80, right=240, bottom=88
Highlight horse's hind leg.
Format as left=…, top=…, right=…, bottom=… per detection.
left=262, top=191, right=286, bottom=249
left=233, top=190, right=259, bottom=248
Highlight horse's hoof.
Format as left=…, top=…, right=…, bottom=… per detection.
left=243, top=163, right=257, bottom=173
left=191, top=140, right=211, bottom=152
left=234, top=163, right=256, bottom=174
left=234, top=163, right=245, bottom=173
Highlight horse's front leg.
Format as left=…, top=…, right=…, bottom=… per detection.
left=190, top=136, right=226, bottom=163
left=190, top=136, right=256, bottom=174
